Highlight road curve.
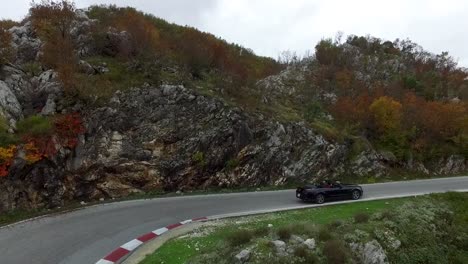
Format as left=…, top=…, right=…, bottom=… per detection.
left=0, top=176, right=467, bottom=264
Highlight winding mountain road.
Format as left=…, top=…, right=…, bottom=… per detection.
left=0, top=176, right=467, bottom=264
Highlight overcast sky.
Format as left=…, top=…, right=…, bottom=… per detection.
left=1, top=0, right=467, bottom=67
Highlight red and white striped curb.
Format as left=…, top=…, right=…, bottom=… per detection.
left=95, top=217, right=208, bottom=264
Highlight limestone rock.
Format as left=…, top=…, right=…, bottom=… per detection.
left=0, top=80, right=23, bottom=125
left=303, top=238, right=316, bottom=249
left=234, top=249, right=250, bottom=263
left=271, top=240, right=286, bottom=255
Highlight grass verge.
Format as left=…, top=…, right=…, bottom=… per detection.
left=140, top=192, right=468, bottom=264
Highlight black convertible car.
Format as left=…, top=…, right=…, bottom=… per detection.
left=296, top=181, right=363, bottom=204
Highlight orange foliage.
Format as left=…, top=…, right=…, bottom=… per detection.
left=30, top=0, right=76, bottom=40
left=0, top=24, right=14, bottom=64
left=335, top=69, right=353, bottom=90
left=30, top=0, right=78, bottom=91
left=112, top=9, right=160, bottom=57
left=418, top=100, right=466, bottom=140
left=17, top=113, right=84, bottom=163
left=330, top=93, right=373, bottom=127
left=0, top=145, right=17, bottom=177
left=22, top=135, right=57, bottom=159
left=24, top=142, right=42, bottom=164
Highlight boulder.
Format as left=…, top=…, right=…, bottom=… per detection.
left=351, top=240, right=388, bottom=264
left=291, top=235, right=304, bottom=243
left=234, top=249, right=250, bottom=263
left=303, top=238, right=316, bottom=250
left=362, top=240, right=388, bottom=264
left=271, top=240, right=286, bottom=255
left=41, top=96, right=56, bottom=115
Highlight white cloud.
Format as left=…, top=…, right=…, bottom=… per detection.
left=1, top=0, right=467, bottom=67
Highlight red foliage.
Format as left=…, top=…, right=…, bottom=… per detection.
left=22, top=135, right=57, bottom=159
left=54, top=113, right=85, bottom=148
left=19, top=113, right=84, bottom=162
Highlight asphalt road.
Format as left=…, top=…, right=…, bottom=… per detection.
left=0, top=176, right=467, bottom=264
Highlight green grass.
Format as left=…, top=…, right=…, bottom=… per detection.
left=141, top=193, right=468, bottom=264
left=140, top=198, right=399, bottom=264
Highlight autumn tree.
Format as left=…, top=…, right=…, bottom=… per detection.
left=112, top=8, right=161, bottom=58
left=368, top=96, right=409, bottom=157
left=0, top=24, right=14, bottom=65
left=330, top=93, right=373, bottom=129
left=370, top=96, right=403, bottom=134
left=30, top=0, right=78, bottom=91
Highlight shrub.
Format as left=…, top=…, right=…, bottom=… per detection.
left=318, top=226, right=332, bottom=241
left=328, top=220, right=344, bottom=229
left=0, top=117, right=18, bottom=147
left=192, top=151, right=206, bottom=167
left=304, top=101, right=325, bottom=122
left=277, top=226, right=292, bottom=240
left=354, top=212, right=370, bottom=223
left=54, top=113, right=85, bottom=148
left=225, top=158, right=239, bottom=171
left=323, top=239, right=350, bottom=264
left=381, top=210, right=395, bottom=220
left=226, top=229, right=253, bottom=246
left=0, top=145, right=17, bottom=177
left=253, top=226, right=269, bottom=237
left=288, top=222, right=316, bottom=237
left=0, top=24, right=14, bottom=65
left=294, top=245, right=319, bottom=263
left=16, top=115, right=53, bottom=137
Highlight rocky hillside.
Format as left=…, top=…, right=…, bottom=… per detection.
left=0, top=2, right=466, bottom=212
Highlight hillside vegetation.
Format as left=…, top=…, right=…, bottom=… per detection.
left=0, top=1, right=466, bottom=212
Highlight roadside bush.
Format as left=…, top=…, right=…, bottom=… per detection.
left=226, top=229, right=253, bottom=247
left=277, top=226, right=292, bottom=240
left=253, top=226, right=269, bottom=237
left=381, top=210, right=395, bottom=220
left=328, top=219, right=344, bottom=229
left=318, top=226, right=332, bottom=241
left=354, top=212, right=370, bottom=223
left=294, top=245, right=319, bottom=264
left=288, top=222, right=316, bottom=237
left=323, top=239, right=350, bottom=264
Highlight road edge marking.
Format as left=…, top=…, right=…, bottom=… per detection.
left=95, top=217, right=208, bottom=264
left=98, top=189, right=468, bottom=264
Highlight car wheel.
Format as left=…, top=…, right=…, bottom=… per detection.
left=352, top=190, right=361, bottom=200
left=315, top=194, right=325, bottom=204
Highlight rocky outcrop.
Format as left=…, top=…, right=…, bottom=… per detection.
left=438, top=155, right=466, bottom=175
left=8, top=22, right=42, bottom=64
left=0, top=80, right=464, bottom=212
left=0, top=11, right=465, bottom=213
left=350, top=240, right=389, bottom=264
left=0, top=80, right=23, bottom=127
